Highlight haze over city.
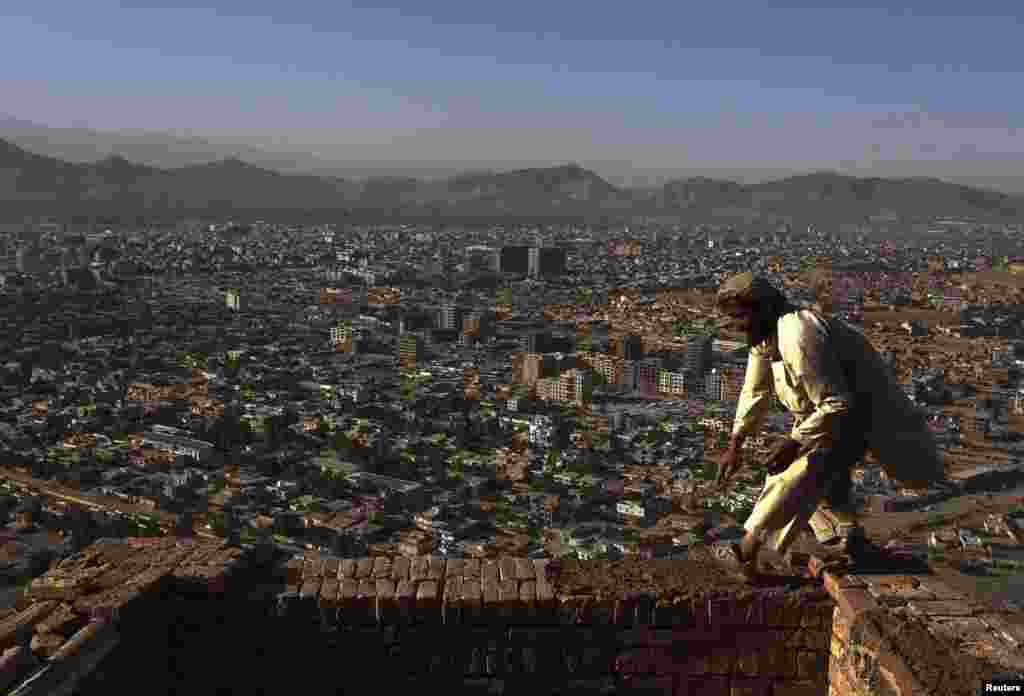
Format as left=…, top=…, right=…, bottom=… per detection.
left=3, top=0, right=1024, bottom=189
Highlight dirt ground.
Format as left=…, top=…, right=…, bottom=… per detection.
left=549, top=553, right=825, bottom=606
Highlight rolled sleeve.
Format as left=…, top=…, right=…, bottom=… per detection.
left=731, top=345, right=773, bottom=439
left=782, top=316, right=853, bottom=448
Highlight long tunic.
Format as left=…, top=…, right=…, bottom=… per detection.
left=731, top=308, right=945, bottom=488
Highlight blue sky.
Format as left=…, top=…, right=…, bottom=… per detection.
left=2, top=0, right=1024, bottom=178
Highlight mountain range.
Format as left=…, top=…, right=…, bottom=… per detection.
left=1, top=130, right=1023, bottom=223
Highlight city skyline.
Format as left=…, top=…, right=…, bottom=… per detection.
left=3, top=1, right=1024, bottom=188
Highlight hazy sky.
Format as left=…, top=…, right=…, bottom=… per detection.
left=3, top=0, right=1024, bottom=179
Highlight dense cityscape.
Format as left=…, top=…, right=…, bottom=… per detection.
left=0, top=209, right=1023, bottom=614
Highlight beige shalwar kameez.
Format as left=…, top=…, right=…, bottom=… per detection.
left=731, top=309, right=864, bottom=556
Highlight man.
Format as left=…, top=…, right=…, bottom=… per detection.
left=713, top=272, right=874, bottom=580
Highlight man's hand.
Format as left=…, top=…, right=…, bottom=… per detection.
left=716, top=445, right=742, bottom=491
left=764, top=437, right=802, bottom=475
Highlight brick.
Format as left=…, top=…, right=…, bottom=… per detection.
left=729, top=676, right=770, bottom=696
left=862, top=574, right=921, bottom=592
left=417, top=580, right=440, bottom=624
left=979, top=614, right=1024, bottom=649
left=515, top=558, right=534, bottom=582
left=319, top=578, right=340, bottom=610
left=396, top=580, right=416, bottom=623
left=680, top=674, right=729, bottom=696
left=463, top=558, right=481, bottom=579
left=708, top=596, right=735, bottom=626
left=760, top=644, right=796, bottom=678
left=834, top=588, right=878, bottom=622
left=482, top=578, right=499, bottom=608
left=446, top=558, right=464, bottom=579
left=619, top=674, right=674, bottom=694
left=559, top=596, right=582, bottom=625
left=914, top=579, right=967, bottom=601
left=709, top=646, right=737, bottom=674
left=926, top=615, right=992, bottom=645
left=770, top=680, right=822, bottom=696
left=905, top=599, right=976, bottom=617
left=355, top=558, right=374, bottom=579
left=302, top=556, right=324, bottom=579
left=519, top=580, right=536, bottom=620
left=390, top=556, right=409, bottom=582
left=322, top=557, right=340, bottom=577
left=285, top=557, right=303, bottom=585
left=299, top=577, right=321, bottom=602
left=462, top=580, right=483, bottom=624
left=410, top=556, right=430, bottom=581
left=51, top=618, right=117, bottom=661
left=498, top=557, right=517, bottom=583
left=634, top=594, right=655, bottom=625
left=372, top=557, right=391, bottom=579
left=338, top=578, right=359, bottom=622
left=535, top=581, right=556, bottom=624
left=795, top=650, right=827, bottom=680
left=498, top=579, right=520, bottom=620
left=737, top=646, right=758, bottom=675
left=345, top=579, right=374, bottom=626
left=531, top=558, right=548, bottom=583
left=443, top=576, right=463, bottom=626
left=653, top=599, right=691, bottom=627
left=0, top=602, right=59, bottom=651
left=797, top=629, right=828, bottom=653
left=376, top=579, right=396, bottom=624
left=29, top=632, right=64, bottom=659
left=482, top=560, right=500, bottom=586
left=427, top=557, right=445, bottom=581
left=590, top=597, right=614, bottom=626
left=875, top=646, right=928, bottom=696
left=32, top=604, right=83, bottom=639
left=764, top=597, right=790, bottom=627
left=339, top=559, right=356, bottom=579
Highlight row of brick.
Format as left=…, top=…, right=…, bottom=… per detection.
left=272, top=621, right=830, bottom=690
left=819, top=558, right=1024, bottom=696
left=288, top=555, right=550, bottom=586
left=0, top=538, right=266, bottom=696
left=374, top=673, right=826, bottom=696
left=280, top=581, right=834, bottom=629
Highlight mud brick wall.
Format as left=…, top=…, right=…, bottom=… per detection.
left=273, top=555, right=835, bottom=696
left=1, top=537, right=278, bottom=696
left=819, top=564, right=1024, bottom=696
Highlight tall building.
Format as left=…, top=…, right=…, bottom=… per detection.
left=614, top=334, right=644, bottom=362
left=718, top=365, right=746, bottom=402
left=398, top=335, right=424, bottom=369
left=637, top=358, right=661, bottom=397
left=519, top=330, right=551, bottom=354
left=683, top=335, right=713, bottom=377
left=225, top=289, right=244, bottom=312
left=526, top=246, right=567, bottom=279
left=513, top=352, right=545, bottom=386
left=437, top=304, right=464, bottom=331
left=331, top=322, right=356, bottom=354
left=499, top=246, right=531, bottom=275
left=462, top=310, right=495, bottom=341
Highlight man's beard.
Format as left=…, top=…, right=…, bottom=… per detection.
left=746, top=315, right=777, bottom=346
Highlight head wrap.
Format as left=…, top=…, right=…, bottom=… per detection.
left=716, top=272, right=786, bottom=311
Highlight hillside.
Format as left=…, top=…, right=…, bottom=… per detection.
left=2, top=137, right=1023, bottom=221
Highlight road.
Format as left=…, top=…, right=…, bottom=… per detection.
left=0, top=466, right=220, bottom=541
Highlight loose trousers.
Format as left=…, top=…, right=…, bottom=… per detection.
left=743, top=445, right=860, bottom=556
